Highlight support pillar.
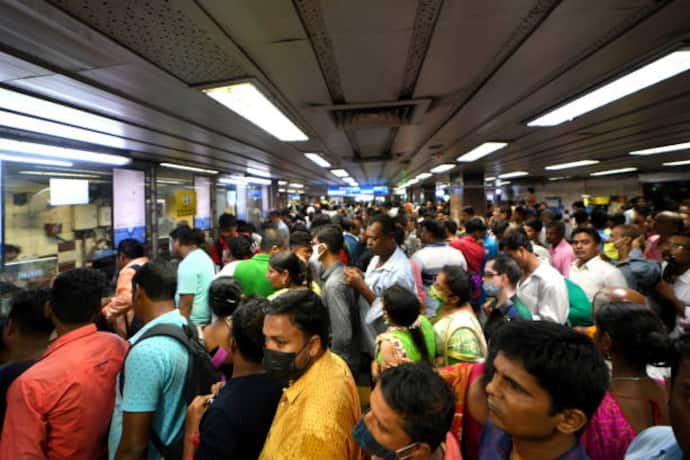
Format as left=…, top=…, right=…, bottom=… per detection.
left=449, top=172, right=485, bottom=225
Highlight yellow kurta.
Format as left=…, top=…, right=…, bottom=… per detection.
left=259, top=350, right=363, bottom=460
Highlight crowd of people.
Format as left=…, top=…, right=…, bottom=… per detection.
left=1, top=194, right=689, bottom=460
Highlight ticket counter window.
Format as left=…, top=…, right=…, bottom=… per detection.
left=1, top=162, right=114, bottom=287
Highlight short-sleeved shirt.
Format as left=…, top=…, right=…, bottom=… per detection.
left=176, top=248, right=215, bottom=325
left=569, top=255, right=629, bottom=301
left=233, top=253, right=276, bottom=297
left=195, top=373, right=283, bottom=460
left=624, top=426, right=683, bottom=460
left=108, top=310, right=189, bottom=460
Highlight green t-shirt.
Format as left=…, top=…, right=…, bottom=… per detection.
left=376, top=315, right=436, bottom=365
left=233, top=253, right=276, bottom=298
left=176, top=248, right=215, bottom=325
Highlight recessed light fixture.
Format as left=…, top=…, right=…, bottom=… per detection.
left=528, top=49, right=690, bottom=127
left=202, top=82, right=308, bottom=142
left=498, top=171, right=528, bottom=179
left=497, top=180, right=512, bottom=185
left=663, top=160, right=690, bottom=166
left=331, top=169, right=349, bottom=177
left=0, top=153, right=72, bottom=167
left=0, top=139, right=130, bottom=166
left=456, top=142, right=508, bottom=162
left=278, top=180, right=288, bottom=185
left=18, top=170, right=99, bottom=178
left=629, top=141, right=690, bottom=156
left=548, top=176, right=571, bottom=181
left=160, top=163, right=219, bottom=174
left=219, top=176, right=246, bottom=185
left=590, top=167, right=638, bottom=176
left=416, top=173, right=432, bottom=180
left=246, top=176, right=272, bottom=185
left=484, top=176, right=496, bottom=181
left=278, top=188, right=287, bottom=192
left=545, top=160, right=600, bottom=170
left=246, top=167, right=272, bottom=178
left=430, top=164, right=455, bottom=174
left=304, top=153, right=331, bottom=167
left=288, top=183, right=304, bottom=188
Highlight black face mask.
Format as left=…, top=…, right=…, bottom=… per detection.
left=262, top=339, right=312, bottom=382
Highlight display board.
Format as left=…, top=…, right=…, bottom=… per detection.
left=50, top=179, right=89, bottom=206
left=194, top=176, right=211, bottom=229
left=113, top=168, right=146, bottom=247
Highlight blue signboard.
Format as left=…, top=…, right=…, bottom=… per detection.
left=328, top=186, right=389, bottom=196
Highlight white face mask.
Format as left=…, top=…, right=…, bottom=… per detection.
left=312, top=243, right=326, bottom=260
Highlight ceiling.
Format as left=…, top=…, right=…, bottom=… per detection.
left=0, top=0, right=689, bottom=190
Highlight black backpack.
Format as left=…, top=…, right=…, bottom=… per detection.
left=119, top=322, right=221, bottom=460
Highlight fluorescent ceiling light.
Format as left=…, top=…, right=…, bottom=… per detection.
left=0, top=153, right=72, bottom=167
left=548, top=176, right=571, bottom=181
left=18, top=170, right=99, bottom=178
left=278, top=188, right=287, bottom=192
left=484, top=176, right=496, bottom=182
left=203, top=82, right=308, bottom=141
left=160, top=162, right=218, bottom=174
left=219, top=176, right=245, bottom=185
left=331, top=169, right=349, bottom=177
left=288, top=183, right=304, bottom=188
left=416, top=173, right=432, bottom=180
left=498, top=171, right=528, bottom=179
left=663, top=160, right=690, bottom=166
left=545, top=160, right=600, bottom=170
left=246, top=176, right=272, bottom=185
left=0, top=109, right=128, bottom=149
left=0, top=138, right=130, bottom=166
left=590, top=167, right=638, bottom=176
left=246, top=167, right=272, bottom=178
left=528, top=50, right=690, bottom=127
left=157, top=178, right=185, bottom=185
left=497, top=180, right=512, bottom=185
left=430, top=164, right=455, bottom=174
left=304, top=153, right=331, bottom=168
left=278, top=180, right=288, bottom=185
left=457, top=142, right=508, bottom=162
left=629, top=141, right=690, bottom=156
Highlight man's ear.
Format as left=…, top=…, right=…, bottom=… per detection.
left=555, top=408, right=588, bottom=435
left=404, top=442, right=431, bottom=460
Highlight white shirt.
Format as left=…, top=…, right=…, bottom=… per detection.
left=532, top=244, right=552, bottom=265
left=411, top=242, right=467, bottom=317
left=671, top=267, right=690, bottom=336
left=214, top=260, right=241, bottom=279
left=569, top=255, right=628, bottom=301
left=517, top=260, right=569, bottom=324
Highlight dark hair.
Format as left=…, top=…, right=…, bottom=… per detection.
left=208, top=276, right=242, bottom=318
left=590, top=209, right=608, bottom=229
left=290, top=230, right=312, bottom=249
left=50, top=268, right=107, bottom=324
left=463, top=206, right=475, bottom=216
left=573, top=209, right=590, bottom=225
left=383, top=285, right=431, bottom=363
left=671, top=333, right=690, bottom=385
left=170, top=225, right=205, bottom=246
left=379, top=363, right=455, bottom=450
left=315, top=224, right=344, bottom=254
left=341, top=218, right=353, bottom=232
left=310, top=213, right=333, bottom=230
left=465, top=218, right=487, bottom=234
left=524, top=219, right=542, bottom=233
left=8, top=288, right=53, bottom=336
left=514, top=206, right=527, bottom=218
left=492, top=220, right=510, bottom=237
left=117, top=238, right=144, bottom=259
left=611, top=213, right=626, bottom=227
left=614, top=224, right=641, bottom=240
left=265, top=289, right=329, bottom=348
left=487, top=321, right=609, bottom=420
left=4, top=244, right=21, bottom=255
left=228, top=235, right=253, bottom=260
left=547, top=221, right=566, bottom=236
left=260, top=227, right=286, bottom=252
left=368, top=213, right=395, bottom=235
left=596, top=302, right=671, bottom=367
left=499, top=205, right=512, bottom=220
left=571, top=227, right=602, bottom=244
left=501, top=230, right=533, bottom=253
left=232, top=296, right=269, bottom=364
left=219, top=213, right=237, bottom=230
left=132, top=260, right=177, bottom=302
left=420, top=220, right=446, bottom=241
left=441, top=265, right=472, bottom=305
left=488, top=254, right=522, bottom=286
left=444, top=220, right=458, bottom=237
left=269, top=252, right=310, bottom=287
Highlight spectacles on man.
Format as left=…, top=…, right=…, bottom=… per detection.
left=483, top=271, right=500, bottom=278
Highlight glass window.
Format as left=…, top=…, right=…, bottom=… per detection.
left=1, top=162, right=115, bottom=288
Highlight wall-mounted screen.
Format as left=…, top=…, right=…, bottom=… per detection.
left=113, top=169, right=146, bottom=247
left=49, top=178, right=89, bottom=206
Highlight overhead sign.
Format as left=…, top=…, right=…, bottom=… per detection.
left=328, top=186, right=389, bottom=197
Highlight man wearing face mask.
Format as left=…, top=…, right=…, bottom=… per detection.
left=352, top=363, right=459, bottom=460
left=259, top=289, right=362, bottom=460
left=482, top=255, right=532, bottom=321
left=313, top=224, right=360, bottom=375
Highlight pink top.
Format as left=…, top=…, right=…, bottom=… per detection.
left=548, top=238, right=575, bottom=277
left=644, top=235, right=664, bottom=262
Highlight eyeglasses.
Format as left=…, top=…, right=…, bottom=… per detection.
left=483, top=272, right=500, bottom=278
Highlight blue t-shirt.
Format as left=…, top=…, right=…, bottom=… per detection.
left=176, top=248, right=215, bottom=325
left=108, top=310, right=189, bottom=460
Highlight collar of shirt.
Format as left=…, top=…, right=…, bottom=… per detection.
left=251, top=253, right=271, bottom=263
left=282, top=351, right=331, bottom=405
left=573, top=255, right=604, bottom=271
left=129, top=309, right=184, bottom=344
left=524, top=260, right=551, bottom=283
left=42, top=323, right=98, bottom=359
left=480, top=421, right=588, bottom=460
left=367, top=245, right=407, bottom=276
left=321, top=261, right=344, bottom=282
